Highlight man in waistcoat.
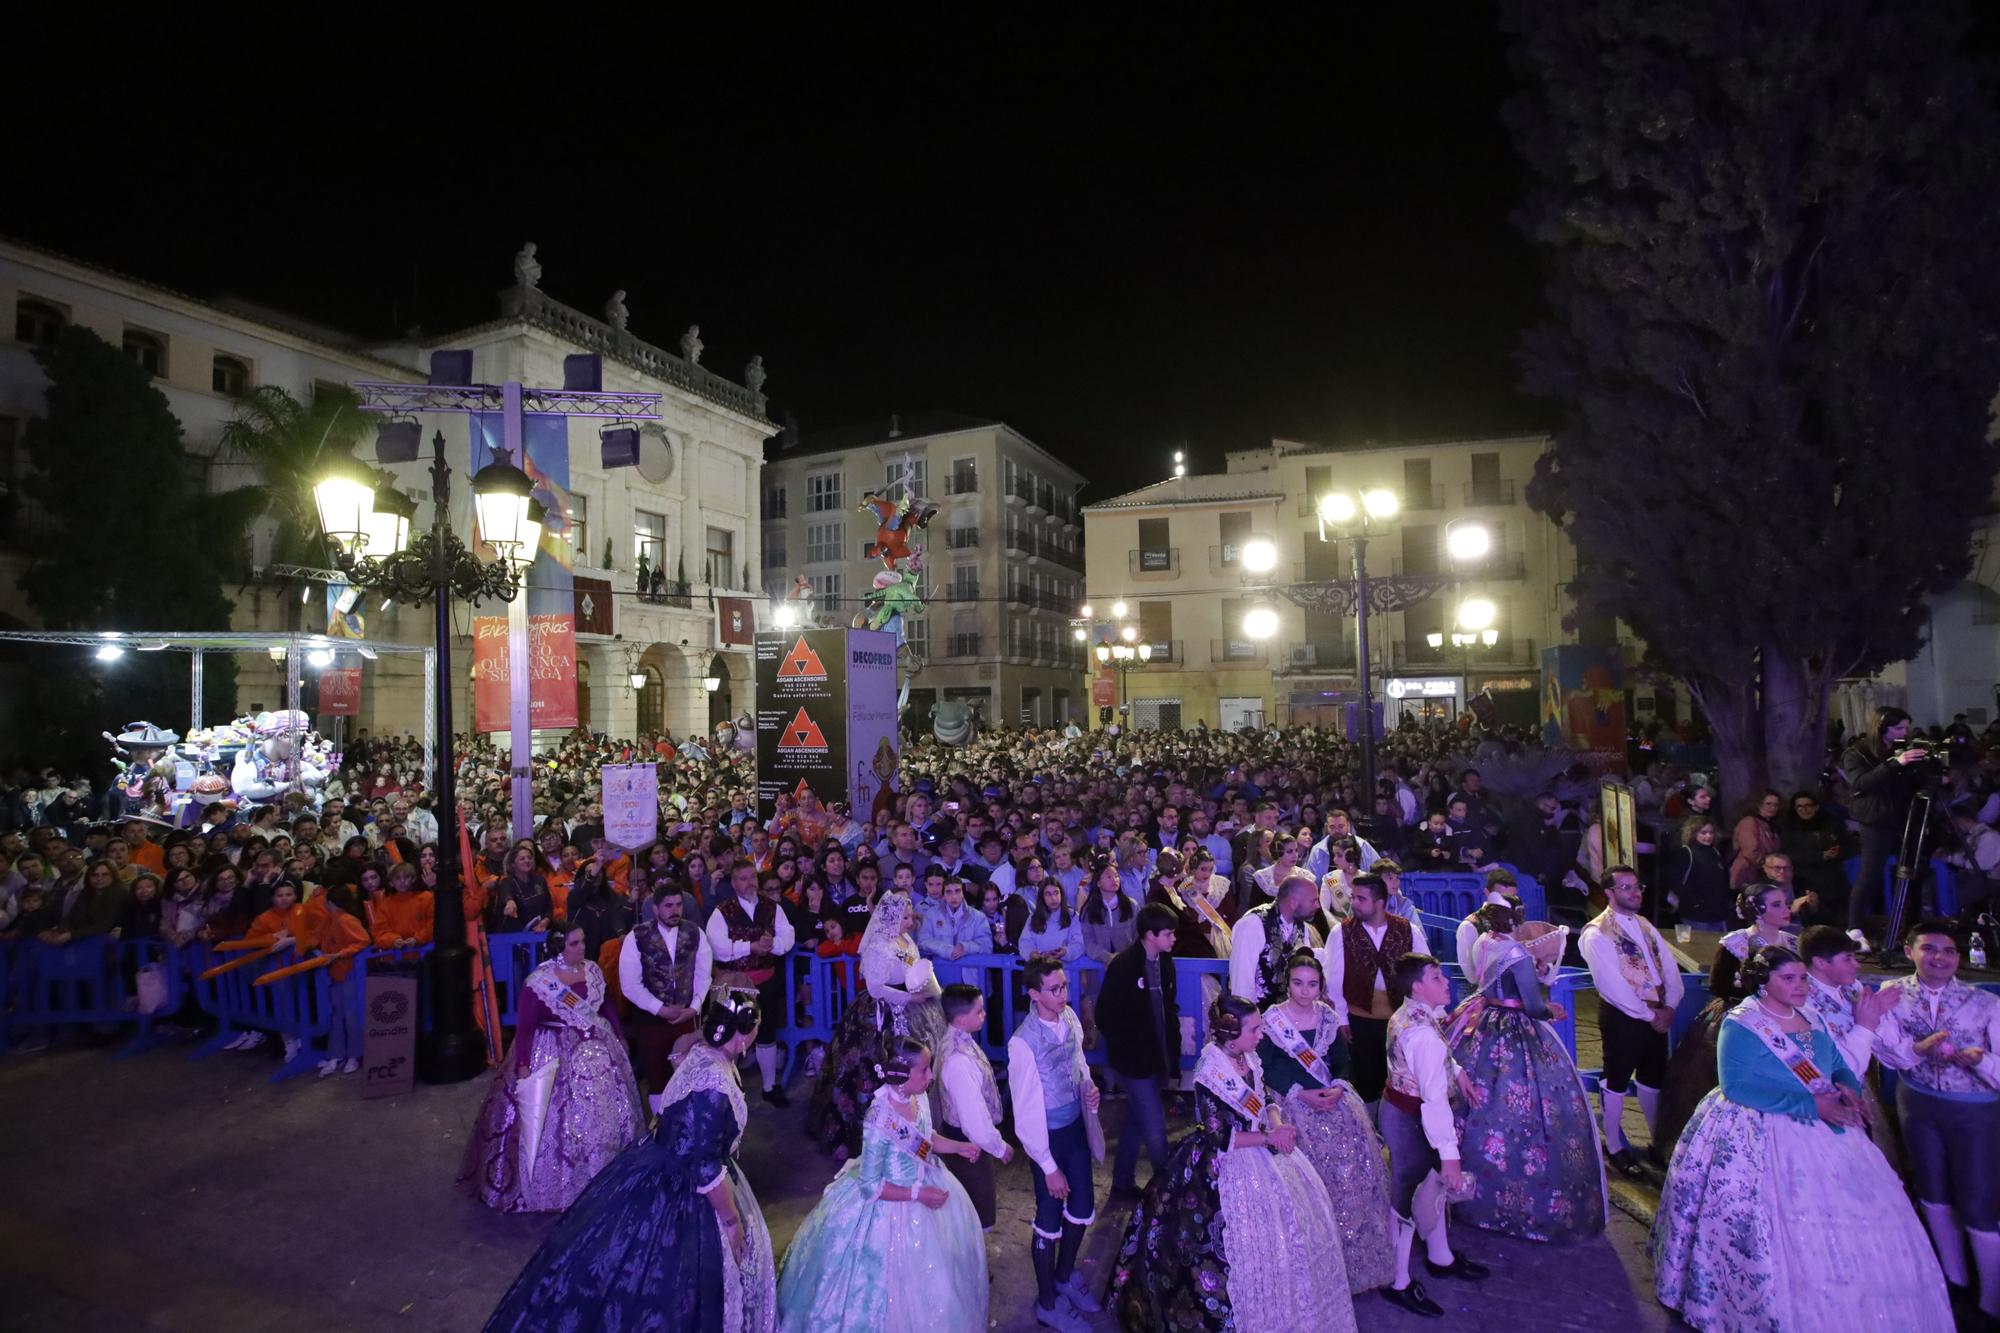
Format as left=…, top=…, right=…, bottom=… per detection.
left=1874, top=919, right=2000, bottom=1321
left=1008, top=954, right=1103, bottom=1333
left=704, top=858, right=795, bottom=1105
left=1326, top=871, right=1431, bottom=1107
left=1578, top=864, right=1684, bottom=1176
left=619, top=884, right=713, bottom=1116
left=1228, top=872, right=1325, bottom=1004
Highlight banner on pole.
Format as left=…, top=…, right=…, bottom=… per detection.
left=602, top=763, right=660, bottom=850
left=319, top=666, right=362, bottom=716
left=472, top=615, right=579, bottom=733
left=471, top=410, right=577, bottom=731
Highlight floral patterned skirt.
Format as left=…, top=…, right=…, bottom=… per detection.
left=1654, top=1000, right=1726, bottom=1160
left=1282, top=1082, right=1396, bottom=1290
left=1451, top=1007, right=1607, bottom=1242
left=805, top=994, right=946, bottom=1157
left=1652, top=1090, right=1952, bottom=1332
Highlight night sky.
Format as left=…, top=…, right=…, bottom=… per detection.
left=14, top=11, right=1546, bottom=488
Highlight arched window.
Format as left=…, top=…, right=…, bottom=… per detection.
left=14, top=297, right=66, bottom=349
left=636, top=664, right=664, bottom=736
left=122, top=328, right=167, bottom=378
left=212, top=354, right=250, bottom=395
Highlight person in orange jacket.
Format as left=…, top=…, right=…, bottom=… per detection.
left=240, top=880, right=314, bottom=1064
left=373, top=863, right=435, bottom=950
left=316, top=885, right=371, bottom=1079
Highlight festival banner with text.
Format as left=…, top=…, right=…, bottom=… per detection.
left=318, top=666, right=362, bottom=717
left=601, top=762, right=660, bottom=849
left=470, top=410, right=578, bottom=732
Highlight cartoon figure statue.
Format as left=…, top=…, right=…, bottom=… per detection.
left=859, top=488, right=938, bottom=569
left=784, top=573, right=818, bottom=628
left=853, top=553, right=924, bottom=646
left=930, top=698, right=981, bottom=747
left=231, top=710, right=330, bottom=803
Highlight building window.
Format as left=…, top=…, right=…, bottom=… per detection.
left=636, top=665, right=664, bottom=735
left=569, top=493, right=590, bottom=564
left=634, top=509, right=666, bottom=570
left=813, top=573, right=842, bottom=616
left=122, top=328, right=167, bottom=378
left=1137, top=516, right=1173, bottom=571
left=947, top=458, right=977, bottom=494
left=763, top=526, right=788, bottom=568
left=762, top=482, right=787, bottom=520
left=885, top=457, right=928, bottom=500
left=806, top=521, right=844, bottom=564
left=13, top=297, right=66, bottom=349
left=1218, top=511, right=1252, bottom=565
left=705, top=526, right=735, bottom=587
left=211, top=354, right=251, bottom=396
left=807, top=470, right=842, bottom=513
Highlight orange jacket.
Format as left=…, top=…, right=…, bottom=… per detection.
left=246, top=905, right=311, bottom=950
left=371, top=890, right=435, bottom=948
left=318, top=909, right=371, bottom=982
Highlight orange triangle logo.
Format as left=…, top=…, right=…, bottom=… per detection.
left=793, top=778, right=815, bottom=800
left=778, top=637, right=827, bottom=679
left=780, top=707, right=828, bottom=750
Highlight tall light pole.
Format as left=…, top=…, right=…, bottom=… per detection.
left=314, top=433, right=535, bottom=1083
left=1093, top=635, right=1153, bottom=720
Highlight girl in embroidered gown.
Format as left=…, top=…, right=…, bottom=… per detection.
left=776, top=1037, right=988, bottom=1332
left=485, top=989, right=777, bottom=1333
left=807, top=892, right=945, bottom=1157
left=1450, top=909, right=1606, bottom=1243
left=460, top=923, right=647, bottom=1213
left=1652, top=947, right=1951, bottom=1332
left=1655, top=884, right=1796, bottom=1160
left=1114, top=995, right=1358, bottom=1333
left=1257, top=949, right=1396, bottom=1292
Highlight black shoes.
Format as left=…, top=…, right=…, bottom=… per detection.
left=762, top=1086, right=790, bottom=1107
left=1383, top=1282, right=1445, bottom=1318
left=1423, top=1254, right=1491, bottom=1282
left=1108, top=1184, right=1145, bottom=1204
left=1607, top=1147, right=1649, bottom=1179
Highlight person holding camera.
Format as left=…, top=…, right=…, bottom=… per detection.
left=1840, top=706, right=1934, bottom=947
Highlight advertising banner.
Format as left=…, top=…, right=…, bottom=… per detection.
left=325, top=580, right=365, bottom=639
left=845, top=629, right=900, bottom=824
left=754, top=629, right=846, bottom=821
left=361, top=973, right=418, bottom=1099
left=319, top=667, right=362, bottom=717
left=601, top=762, right=660, bottom=850
left=471, top=410, right=577, bottom=731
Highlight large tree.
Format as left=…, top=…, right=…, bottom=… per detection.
left=10, top=328, right=250, bottom=767
left=216, top=382, right=367, bottom=567
left=1503, top=0, right=2000, bottom=798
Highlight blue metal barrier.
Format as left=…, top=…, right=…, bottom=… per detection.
left=0, top=938, right=187, bottom=1059
left=1546, top=968, right=1707, bottom=1092
left=186, top=942, right=336, bottom=1082
left=1418, top=911, right=1461, bottom=965
left=1404, top=868, right=1547, bottom=925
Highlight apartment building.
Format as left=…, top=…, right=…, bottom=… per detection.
left=762, top=413, right=1089, bottom=728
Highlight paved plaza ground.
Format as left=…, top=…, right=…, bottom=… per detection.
left=0, top=1023, right=1677, bottom=1333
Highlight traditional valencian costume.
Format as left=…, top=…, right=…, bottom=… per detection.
left=461, top=955, right=647, bottom=1213
left=484, top=994, right=777, bottom=1333
left=1651, top=996, right=1952, bottom=1331
left=1113, top=1041, right=1356, bottom=1333
left=775, top=1086, right=988, bottom=1331
left=807, top=893, right=945, bottom=1156
left=1448, top=926, right=1606, bottom=1242
left=1257, top=997, right=1396, bottom=1291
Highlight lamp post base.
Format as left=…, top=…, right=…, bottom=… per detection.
left=417, top=943, right=491, bottom=1084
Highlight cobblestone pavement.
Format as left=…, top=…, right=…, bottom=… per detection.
left=0, top=1033, right=1675, bottom=1333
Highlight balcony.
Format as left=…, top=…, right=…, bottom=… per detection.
left=1388, top=553, right=1526, bottom=580
left=1393, top=636, right=1537, bottom=668
left=1129, top=547, right=1180, bottom=577
left=1004, top=529, right=1033, bottom=558
left=943, top=634, right=983, bottom=658
left=1209, top=638, right=1268, bottom=666
left=945, top=527, right=980, bottom=549
left=1280, top=641, right=1358, bottom=672
left=944, top=583, right=980, bottom=603
left=637, top=578, right=693, bottom=609
left=1007, top=479, right=1036, bottom=508
left=1462, top=479, right=1517, bottom=507
left=1003, top=584, right=1032, bottom=609
left=1405, top=484, right=1446, bottom=511
left=945, top=470, right=978, bottom=495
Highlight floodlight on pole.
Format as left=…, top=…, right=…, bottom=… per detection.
left=1078, top=604, right=1094, bottom=619
left=1318, top=492, right=1358, bottom=525
left=1110, top=600, right=1128, bottom=620
left=1456, top=597, right=1497, bottom=632
left=94, top=644, right=125, bottom=662
left=1361, top=488, right=1400, bottom=520
left=1445, top=521, right=1491, bottom=562
left=1120, top=624, right=1139, bottom=642
left=1242, top=605, right=1280, bottom=640
left=1240, top=538, right=1278, bottom=574
left=773, top=604, right=798, bottom=629
left=1073, top=626, right=1087, bottom=641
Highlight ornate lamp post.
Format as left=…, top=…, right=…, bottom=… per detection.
left=1092, top=633, right=1153, bottom=720
left=312, top=430, right=536, bottom=1084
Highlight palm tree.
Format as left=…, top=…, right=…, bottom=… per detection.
left=216, top=383, right=369, bottom=567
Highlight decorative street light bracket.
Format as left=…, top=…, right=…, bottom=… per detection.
left=1274, top=572, right=1456, bottom=617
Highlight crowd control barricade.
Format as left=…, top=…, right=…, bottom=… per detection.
left=485, top=931, right=548, bottom=1029
left=1544, top=968, right=1708, bottom=1092
left=1403, top=868, right=1548, bottom=925
left=187, top=940, right=335, bottom=1082
left=0, top=937, right=185, bottom=1058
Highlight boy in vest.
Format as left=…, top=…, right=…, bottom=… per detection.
left=937, top=982, right=1011, bottom=1229
left=1380, top=953, right=1488, bottom=1318
left=619, top=885, right=714, bottom=1115
left=1008, top=955, right=1103, bottom=1333
left=1325, top=871, right=1430, bottom=1106
left=1578, top=864, right=1684, bottom=1174
left=1874, top=919, right=2000, bottom=1319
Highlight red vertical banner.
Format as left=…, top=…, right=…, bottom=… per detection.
left=319, top=667, right=362, bottom=716
left=1092, top=664, right=1118, bottom=707
left=473, top=615, right=579, bottom=732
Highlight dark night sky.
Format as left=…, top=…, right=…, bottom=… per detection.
left=14, top=10, right=1547, bottom=487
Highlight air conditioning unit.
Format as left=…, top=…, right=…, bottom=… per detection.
left=1290, top=644, right=1318, bottom=667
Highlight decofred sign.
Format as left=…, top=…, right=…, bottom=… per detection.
left=1384, top=677, right=1459, bottom=699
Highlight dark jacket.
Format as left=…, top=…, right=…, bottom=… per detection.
left=1668, top=842, right=1733, bottom=924
left=1095, top=941, right=1180, bottom=1080
left=1841, top=737, right=1923, bottom=829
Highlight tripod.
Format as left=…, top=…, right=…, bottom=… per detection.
left=1878, top=789, right=1937, bottom=968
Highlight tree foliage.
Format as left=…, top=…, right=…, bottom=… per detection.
left=12, top=328, right=246, bottom=765
left=1503, top=0, right=2000, bottom=794
left=216, top=381, right=366, bottom=567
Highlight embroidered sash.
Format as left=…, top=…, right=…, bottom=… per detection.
left=525, top=963, right=611, bottom=1038
left=1194, top=1045, right=1271, bottom=1128
left=1261, top=1001, right=1339, bottom=1087
left=878, top=1096, right=935, bottom=1163
left=1727, top=998, right=1833, bottom=1094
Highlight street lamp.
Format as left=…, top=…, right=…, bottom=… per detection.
left=312, top=428, right=535, bottom=1084
left=1241, top=604, right=1280, bottom=640
left=1241, top=538, right=1278, bottom=574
